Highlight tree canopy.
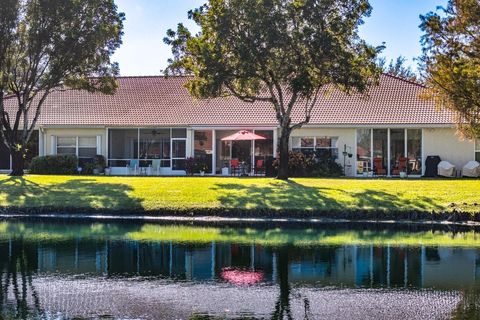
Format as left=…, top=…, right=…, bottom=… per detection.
left=420, top=0, right=480, bottom=139
left=164, top=0, right=383, bottom=179
left=378, top=56, right=420, bottom=83
left=0, top=0, right=124, bottom=175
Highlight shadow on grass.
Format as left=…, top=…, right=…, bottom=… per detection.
left=212, top=179, right=442, bottom=212
left=0, top=176, right=143, bottom=211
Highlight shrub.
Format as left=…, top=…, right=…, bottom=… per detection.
left=93, top=155, right=107, bottom=172
left=273, top=151, right=343, bottom=177
left=310, top=154, right=344, bottom=177
left=82, top=162, right=95, bottom=175
left=29, top=155, right=78, bottom=175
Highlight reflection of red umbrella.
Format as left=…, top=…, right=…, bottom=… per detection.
left=221, top=267, right=264, bottom=285
left=221, top=130, right=266, bottom=141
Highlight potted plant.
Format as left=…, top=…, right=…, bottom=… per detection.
left=93, top=155, right=106, bottom=175
left=198, top=162, right=208, bottom=176
left=185, top=157, right=196, bottom=176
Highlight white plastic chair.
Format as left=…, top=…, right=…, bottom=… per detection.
left=437, top=161, right=456, bottom=177
left=462, top=161, right=480, bottom=177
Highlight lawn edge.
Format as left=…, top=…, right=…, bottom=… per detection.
left=1, top=206, right=479, bottom=226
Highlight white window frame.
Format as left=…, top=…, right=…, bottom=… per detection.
left=292, top=136, right=339, bottom=156
left=56, top=136, right=99, bottom=158
left=355, top=128, right=423, bottom=177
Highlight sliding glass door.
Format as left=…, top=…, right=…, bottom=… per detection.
left=390, top=129, right=405, bottom=175
left=356, top=129, right=422, bottom=176
left=407, top=129, right=422, bottom=175
left=194, top=130, right=213, bottom=174
left=373, top=129, right=388, bottom=175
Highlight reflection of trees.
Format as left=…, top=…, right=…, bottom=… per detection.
left=450, top=286, right=480, bottom=320
left=0, top=238, right=41, bottom=319
left=271, top=246, right=311, bottom=320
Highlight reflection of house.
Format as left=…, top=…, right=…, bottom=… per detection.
left=3, top=239, right=478, bottom=290
left=2, top=75, right=479, bottom=176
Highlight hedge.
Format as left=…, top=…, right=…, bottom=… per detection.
left=29, top=155, right=78, bottom=175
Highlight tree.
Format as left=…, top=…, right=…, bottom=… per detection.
left=164, top=0, right=383, bottom=180
left=420, top=0, right=480, bottom=139
left=0, top=0, right=124, bottom=176
left=378, top=56, right=420, bottom=83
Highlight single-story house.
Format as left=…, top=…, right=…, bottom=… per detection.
left=1, top=74, right=479, bottom=177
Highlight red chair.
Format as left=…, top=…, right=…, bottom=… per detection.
left=373, top=157, right=386, bottom=175
left=392, top=157, right=408, bottom=175
left=230, top=159, right=240, bottom=176
left=255, top=159, right=265, bottom=176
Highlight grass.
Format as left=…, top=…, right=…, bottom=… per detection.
left=2, top=221, right=480, bottom=247
left=0, top=175, right=479, bottom=216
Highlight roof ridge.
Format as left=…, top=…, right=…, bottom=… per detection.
left=381, top=72, right=426, bottom=88
left=116, top=75, right=190, bottom=79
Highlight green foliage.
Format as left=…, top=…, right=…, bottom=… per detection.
left=94, top=155, right=107, bottom=171
left=29, top=155, right=78, bottom=175
left=185, top=157, right=196, bottom=175
left=378, top=56, right=420, bottom=83
left=0, top=0, right=124, bottom=176
left=311, top=157, right=344, bottom=177
left=164, top=0, right=383, bottom=179
left=82, top=162, right=96, bottom=175
left=420, top=0, right=480, bottom=139
left=273, top=151, right=343, bottom=177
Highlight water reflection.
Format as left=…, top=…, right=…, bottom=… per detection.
left=22, top=240, right=480, bottom=290
left=0, top=221, right=479, bottom=319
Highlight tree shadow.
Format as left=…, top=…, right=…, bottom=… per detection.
left=0, top=177, right=143, bottom=212
left=212, top=179, right=442, bottom=213
left=211, top=180, right=342, bottom=211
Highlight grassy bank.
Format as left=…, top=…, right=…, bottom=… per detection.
left=0, top=175, right=479, bottom=219
left=2, top=221, right=480, bottom=247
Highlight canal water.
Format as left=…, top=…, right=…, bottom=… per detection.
left=0, top=220, right=479, bottom=319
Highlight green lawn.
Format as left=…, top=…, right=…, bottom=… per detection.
left=0, top=175, right=478, bottom=214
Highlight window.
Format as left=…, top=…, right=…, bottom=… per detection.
left=57, top=137, right=77, bottom=155
left=57, top=136, right=97, bottom=159
left=78, top=137, right=97, bottom=158
left=293, top=136, right=339, bottom=159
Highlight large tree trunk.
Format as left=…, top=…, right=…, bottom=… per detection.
left=276, top=126, right=291, bottom=180
left=10, top=149, right=25, bottom=176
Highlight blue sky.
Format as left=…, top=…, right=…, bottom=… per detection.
left=112, top=0, right=447, bottom=76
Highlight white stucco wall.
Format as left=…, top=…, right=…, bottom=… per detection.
left=290, top=127, right=356, bottom=176
left=42, top=128, right=107, bottom=158
left=423, top=128, right=475, bottom=173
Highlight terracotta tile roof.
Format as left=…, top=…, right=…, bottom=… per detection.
left=4, top=74, right=455, bottom=127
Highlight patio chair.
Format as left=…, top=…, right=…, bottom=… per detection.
left=230, top=159, right=240, bottom=176
left=392, top=157, right=408, bottom=175
left=438, top=161, right=456, bottom=177
left=373, top=157, right=386, bottom=176
left=128, top=159, right=139, bottom=175
left=152, top=159, right=161, bottom=176
left=462, top=160, right=480, bottom=177
left=255, top=159, right=265, bottom=176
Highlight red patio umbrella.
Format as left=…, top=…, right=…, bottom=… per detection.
left=221, top=130, right=267, bottom=141
left=221, top=267, right=264, bottom=285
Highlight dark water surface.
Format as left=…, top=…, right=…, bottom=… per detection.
left=1, top=219, right=480, bottom=319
